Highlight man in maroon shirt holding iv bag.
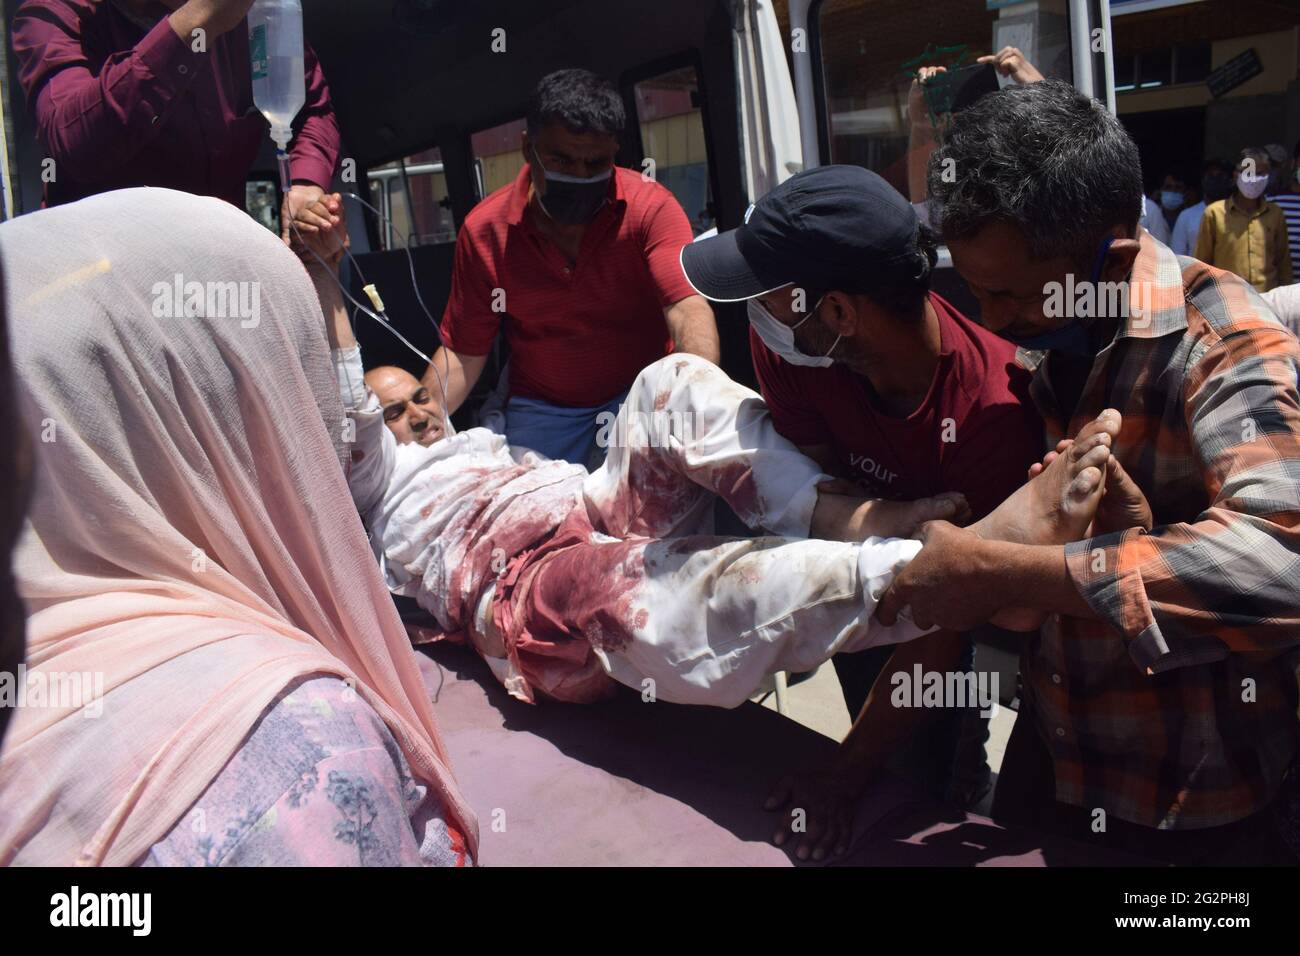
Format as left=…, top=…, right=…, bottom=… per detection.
left=12, top=0, right=342, bottom=243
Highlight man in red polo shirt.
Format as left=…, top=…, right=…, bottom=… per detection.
left=424, top=68, right=719, bottom=464
left=682, top=165, right=1044, bottom=815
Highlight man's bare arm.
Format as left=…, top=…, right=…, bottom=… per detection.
left=906, top=67, right=945, bottom=203
left=306, top=255, right=396, bottom=512
left=421, top=346, right=487, bottom=416
left=799, top=445, right=971, bottom=541
left=801, top=443, right=884, bottom=541
left=906, top=124, right=941, bottom=204
left=304, top=255, right=354, bottom=352
left=664, top=294, right=721, bottom=364
left=875, top=527, right=1095, bottom=631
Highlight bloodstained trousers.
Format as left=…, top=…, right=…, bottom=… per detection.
left=496, top=354, right=931, bottom=708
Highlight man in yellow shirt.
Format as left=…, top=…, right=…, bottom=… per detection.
left=1196, top=148, right=1293, bottom=292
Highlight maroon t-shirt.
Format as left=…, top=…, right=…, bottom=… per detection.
left=13, top=1, right=341, bottom=208
left=751, top=293, right=1044, bottom=519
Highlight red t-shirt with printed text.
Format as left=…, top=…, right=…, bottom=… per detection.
left=751, top=292, right=1044, bottom=519
left=440, top=165, right=697, bottom=408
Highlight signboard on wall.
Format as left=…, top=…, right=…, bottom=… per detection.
left=1206, top=48, right=1264, bottom=99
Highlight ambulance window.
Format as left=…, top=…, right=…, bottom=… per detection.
left=367, top=146, right=455, bottom=249
left=470, top=118, right=527, bottom=201
left=633, top=66, right=715, bottom=234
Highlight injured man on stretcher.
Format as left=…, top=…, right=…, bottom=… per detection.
left=311, top=255, right=1119, bottom=709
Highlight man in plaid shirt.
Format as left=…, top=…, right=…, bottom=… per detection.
left=877, top=80, right=1300, bottom=864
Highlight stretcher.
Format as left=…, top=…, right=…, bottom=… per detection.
left=417, top=642, right=1141, bottom=866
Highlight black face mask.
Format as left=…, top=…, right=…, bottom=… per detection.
left=531, top=146, right=612, bottom=225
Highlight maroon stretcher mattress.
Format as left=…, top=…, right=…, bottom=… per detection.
left=418, top=643, right=1137, bottom=866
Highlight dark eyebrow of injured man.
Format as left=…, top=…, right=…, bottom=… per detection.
left=364, top=365, right=446, bottom=448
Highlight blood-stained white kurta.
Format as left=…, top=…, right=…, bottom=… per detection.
left=338, top=350, right=930, bottom=707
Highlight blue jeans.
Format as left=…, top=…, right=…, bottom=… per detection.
left=505, top=391, right=628, bottom=466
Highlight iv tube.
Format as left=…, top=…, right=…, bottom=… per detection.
left=276, top=149, right=292, bottom=193
left=282, top=188, right=454, bottom=437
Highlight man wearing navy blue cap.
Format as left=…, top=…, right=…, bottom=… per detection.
left=682, top=165, right=1045, bottom=824
left=681, top=165, right=1042, bottom=519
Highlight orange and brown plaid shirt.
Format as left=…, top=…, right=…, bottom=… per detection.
left=1019, top=228, right=1300, bottom=830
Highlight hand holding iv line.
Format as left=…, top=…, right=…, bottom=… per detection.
left=287, top=186, right=458, bottom=443
left=248, top=0, right=454, bottom=437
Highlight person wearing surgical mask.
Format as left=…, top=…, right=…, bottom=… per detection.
left=1140, top=171, right=1191, bottom=244
left=415, top=68, right=719, bottom=467
left=682, top=165, right=1046, bottom=810
left=1265, top=141, right=1300, bottom=283
left=1155, top=172, right=1189, bottom=229
left=1138, top=190, right=1170, bottom=245
left=1196, top=147, right=1293, bottom=292
left=1264, top=144, right=1293, bottom=198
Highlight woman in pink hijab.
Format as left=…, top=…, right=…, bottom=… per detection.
left=0, top=187, right=477, bottom=865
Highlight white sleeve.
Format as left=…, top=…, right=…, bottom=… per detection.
left=1261, top=284, right=1300, bottom=338
left=334, top=346, right=396, bottom=520
left=857, top=536, right=936, bottom=644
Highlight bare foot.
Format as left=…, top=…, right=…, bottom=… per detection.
left=1029, top=437, right=1152, bottom=535
left=973, top=409, right=1122, bottom=546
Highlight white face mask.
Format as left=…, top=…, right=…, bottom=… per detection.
left=747, top=295, right=841, bottom=368
left=1237, top=171, right=1269, bottom=200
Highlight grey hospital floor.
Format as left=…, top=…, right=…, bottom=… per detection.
left=752, top=642, right=1019, bottom=818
